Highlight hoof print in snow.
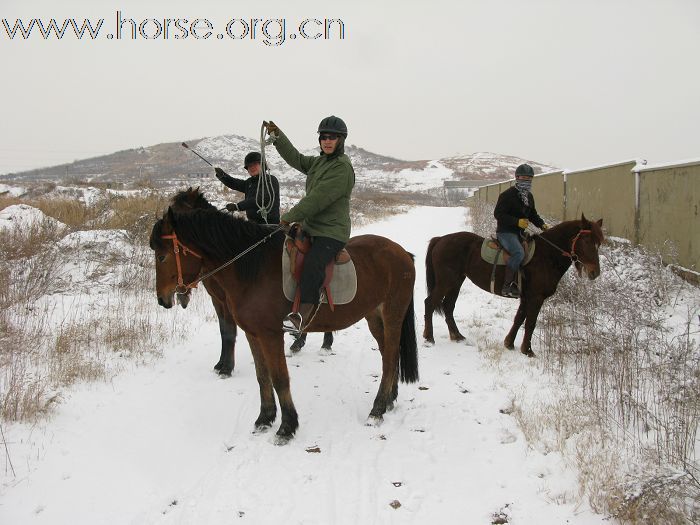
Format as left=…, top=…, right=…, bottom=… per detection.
left=457, top=383, right=470, bottom=393
left=392, top=481, right=402, bottom=487
left=418, top=386, right=429, bottom=391
left=378, top=434, right=387, bottom=441
left=238, top=511, right=245, bottom=517
left=389, top=500, right=401, bottom=509
left=305, top=446, right=321, bottom=453
left=411, top=428, right=426, bottom=433
left=499, top=407, right=513, bottom=415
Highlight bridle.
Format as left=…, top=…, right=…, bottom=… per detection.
left=534, top=228, right=593, bottom=263
left=160, top=225, right=285, bottom=295
left=161, top=233, right=202, bottom=294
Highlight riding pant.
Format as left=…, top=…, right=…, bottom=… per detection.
left=496, top=232, right=524, bottom=273
left=300, top=236, right=345, bottom=304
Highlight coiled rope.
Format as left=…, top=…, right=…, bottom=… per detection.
left=255, top=122, right=277, bottom=224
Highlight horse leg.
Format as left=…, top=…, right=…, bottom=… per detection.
left=289, top=332, right=306, bottom=353
left=369, top=307, right=401, bottom=423
left=321, top=332, right=334, bottom=350
left=520, top=298, right=544, bottom=358
left=423, top=294, right=436, bottom=344
left=504, top=299, right=526, bottom=350
left=442, top=280, right=466, bottom=341
left=212, top=299, right=235, bottom=375
left=259, top=332, right=299, bottom=444
left=246, top=333, right=276, bottom=430
left=366, top=308, right=397, bottom=412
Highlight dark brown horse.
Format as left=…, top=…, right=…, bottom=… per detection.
left=423, top=215, right=604, bottom=356
left=162, top=188, right=237, bottom=376
left=150, top=190, right=418, bottom=443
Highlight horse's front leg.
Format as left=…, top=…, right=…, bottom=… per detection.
left=246, top=333, right=276, bottom=430
left=520, top=298, right=544, bottom=358
left=260, top=332, right=298, bottom=444
left=504, top=299, right=526, bottom=350
left=216, top=307, right=237, bottom=376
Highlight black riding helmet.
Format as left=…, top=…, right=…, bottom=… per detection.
left=244, top=151, right=261, bottom=169
left=515, top=163, right=535, bottom=178
left=317, top=116, right=348, bottom=137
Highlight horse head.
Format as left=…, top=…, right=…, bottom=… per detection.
left=573, top=214, right=604, bottom=280
left=149, top=207, right=204, bottom=309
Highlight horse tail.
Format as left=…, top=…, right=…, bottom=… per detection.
left=398, top=292, right=419, bottom=383
left=425, top=236, right=444, bottom=315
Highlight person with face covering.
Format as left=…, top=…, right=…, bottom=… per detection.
left=493, top=163, right=549, bottom=298
left=263, top=116, right=355, bottom=333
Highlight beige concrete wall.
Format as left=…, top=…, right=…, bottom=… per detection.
left=531, top=171, right=564, bottom=221
left=638, top=162, right=700, bottom=270
left=565, top=161, right=637, bottom=240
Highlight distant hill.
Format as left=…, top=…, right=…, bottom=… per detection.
left=0, top=134, right=558, bottom=193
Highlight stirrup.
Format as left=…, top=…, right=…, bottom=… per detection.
left=282, top=312, right=303, bottom=335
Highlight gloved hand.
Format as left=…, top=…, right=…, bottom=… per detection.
left=517, top=218, right=529, bottom=229
left=215, top=167, right=228, bottom=179
left=541, top=223, right=550, bottom=231
left=263, top=120, right=279, bottom=137
left=225, top=202, right=239, bottom=212
left=279, top=219, right=291, bottom=233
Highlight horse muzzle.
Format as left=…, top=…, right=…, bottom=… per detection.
left=158, top=294, right=174, bottom=309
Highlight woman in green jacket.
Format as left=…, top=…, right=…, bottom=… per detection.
left=264, top=116, right=355, bottom=333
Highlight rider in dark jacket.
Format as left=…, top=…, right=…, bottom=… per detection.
left=494, top=163, right=548, bottom=298
left=214, top=151, right=280, bottom=224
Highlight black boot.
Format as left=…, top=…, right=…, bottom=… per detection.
left=282, top=303, right=317, bottom=335
left=502, top=267, right=520, bottom=298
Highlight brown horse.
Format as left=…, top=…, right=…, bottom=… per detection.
left=150, top=190, right=418, bottom=443
left=423, top=215, right=604, bottom=356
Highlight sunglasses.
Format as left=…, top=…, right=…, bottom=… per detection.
left=319, top=133, right=340, bottom=141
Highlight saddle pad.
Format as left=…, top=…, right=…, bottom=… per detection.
left=282, top=246, right=358, bottom=305
left=481, top=237, right=536, bottom=266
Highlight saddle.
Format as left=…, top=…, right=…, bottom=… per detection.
left=480, top=237, right=536, bottom=266
left=282, top=225, right=357, bottom=312
left=481, top=236, right=536, bottom=295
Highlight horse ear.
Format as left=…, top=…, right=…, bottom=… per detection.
left=596, top=218, right=603, bottom=227
left=580, top=213, right=589, bottom=225
left=166, top=206, right=175, bottom=223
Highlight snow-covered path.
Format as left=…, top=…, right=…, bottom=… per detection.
left=1, top=207, right=605, bottom=524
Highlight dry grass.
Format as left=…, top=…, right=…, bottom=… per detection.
left=0, top=189, right=186, bottom=423
left=467, top=199, right=700, bottom=523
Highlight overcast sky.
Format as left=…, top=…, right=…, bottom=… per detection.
left=2, top=0, right=699, bottom=175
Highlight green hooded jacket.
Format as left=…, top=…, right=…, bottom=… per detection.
left=275, top=130, right=355, bottom=243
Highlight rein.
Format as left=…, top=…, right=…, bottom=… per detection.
left=162, top=226, right=284, bottom=294
left=531, top=228, right=592, bottom=263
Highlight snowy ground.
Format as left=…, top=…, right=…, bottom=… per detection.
left=0, top=206, right=606, bottom=524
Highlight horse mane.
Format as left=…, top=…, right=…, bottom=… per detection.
left=170, top=207, right=282, bottom=282
left=541, top=217, right=605, bottom=245
left=150, top=188, right=282, bottom=281
left=170, top=187, right=216, bottom=212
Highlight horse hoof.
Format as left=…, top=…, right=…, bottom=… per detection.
left=290, top=342, right=303, bottom=353
left=321, top=344, right=332, bottom=351
left=504, top=340, right=515, bottom=350
left=217, top=367, right=232, bottom=377
left=273, top=433, right=293, bottom=446
left=521, top=349, right=536, bottom=358
left=252, top=424, right=271, bottom=435
left=450, top=334, right=466, bottom=342
left=423, top=337, right=435, bottom=345
left=213, top=362, right=223, bottom=371
left=365, top=415, right=383, bottom=427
